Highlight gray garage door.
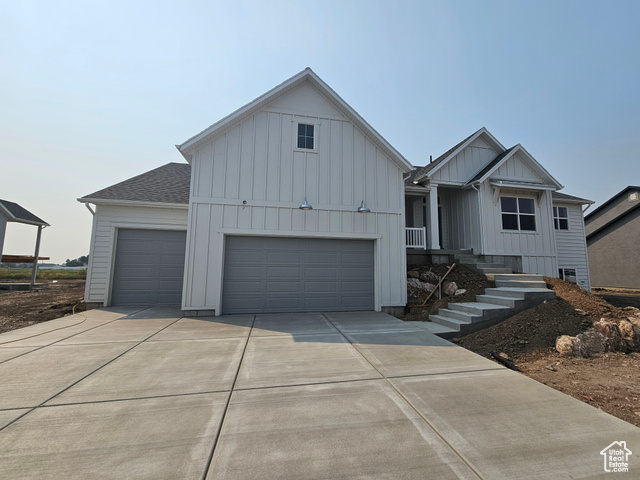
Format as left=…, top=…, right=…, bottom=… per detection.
left=111, top=229, right=187, bottom=306
left=222, top=236, right=374, bottom=314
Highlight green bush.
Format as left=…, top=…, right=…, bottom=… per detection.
left=0, top=268, right=86, bottom=280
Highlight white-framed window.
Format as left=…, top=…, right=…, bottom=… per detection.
left=297, top=123, right=315, bottom=150
left=553, top=206, right=569, bottom=230
left=559, top=267, right=577, bottom=284
left=500, top=196, right=536, bottom=231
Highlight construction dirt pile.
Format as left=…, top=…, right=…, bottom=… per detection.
left=456, top=277, right=640, bottom=427
left=403, top=263, right=493, bottom=321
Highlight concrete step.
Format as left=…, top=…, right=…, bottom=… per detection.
left=495, top=279, right=548, bottom=289
left=435, top=308, right=482, bottom=323
left=428, top=314, right=471, bottom=331
left=493, top=273, right=545, bottom=282
left=476, top=294, right=519, bottom=308
left=477, top=267, right=513, bottom=274
left=448, top=302, right=513, bottom=319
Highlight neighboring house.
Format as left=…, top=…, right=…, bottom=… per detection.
left=79, top=68, right=412, bottom=315
left=585, top=186, right=640, bottom=289
left=404, top=128, right=594, bottom=289
left=79, top=70, right=596, bottom=313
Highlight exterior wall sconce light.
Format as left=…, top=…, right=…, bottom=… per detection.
left=299, top=197, right=313, bottom=210
left=357, top=201, right=370, bottom=213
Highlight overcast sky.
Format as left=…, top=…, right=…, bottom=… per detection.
left=2, top=0, right=639, bottom=263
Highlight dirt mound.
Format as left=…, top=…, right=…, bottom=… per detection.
left=403, top=264, right=493, bottom=321
left=456, top=299, right=592, bottom=357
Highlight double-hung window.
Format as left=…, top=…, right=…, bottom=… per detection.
left=500, top=196, right=536, bottom=231
left=553, top=206, right=569, bottom=230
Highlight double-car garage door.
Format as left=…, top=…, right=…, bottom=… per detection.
left=222, top=236, right=375, bottom=314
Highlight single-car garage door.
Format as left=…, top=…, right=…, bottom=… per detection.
left=222, top=236, right=374, bottom=314
left=111, top=229, right=187, bottom=306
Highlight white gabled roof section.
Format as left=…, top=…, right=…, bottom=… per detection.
left=415, top=127, right=506, bottom=182
left=468, top=144, right=563, bottom=190
left=177, top=68, right=413, bottom=173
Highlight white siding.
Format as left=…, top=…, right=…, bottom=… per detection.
left=493, top=152, right=541, bottom=182
left=84, top=204, right=188, bottom=305
left=554, top=202, right=591, bottom=290
left=479, top=184, right=557, bottom=277
left=440, top=188, right=481, bottom=252
left=184, top=84, right=407, bottom=313
left=431, top=137, right=498, bottom=184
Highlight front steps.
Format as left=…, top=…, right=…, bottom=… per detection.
left=454, top=253, right=513, bottom=276
left=421, top=274, right=556, bottom=339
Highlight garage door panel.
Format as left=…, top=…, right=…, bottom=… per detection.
left=305, top=281, right=337, bottom=293
left=266, top=281, right=300, bottom=293
left=267, top=252, right=301, bottom=263
left=222, top=237, right=374, bottom=313
left=111, top=229, right=186, bottom=306
left=226, top=250, right=263, bottom=263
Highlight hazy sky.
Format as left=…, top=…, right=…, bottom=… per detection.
left=2, top=0, right=639, bottom=263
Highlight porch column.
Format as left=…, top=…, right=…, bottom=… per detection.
left=428, top=185, right=440, bottom=250
left=30, top=225, right=43, bottom=286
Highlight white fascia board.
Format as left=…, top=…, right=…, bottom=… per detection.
left=489, top=179, right=556, bottom=191
left=176, top=68, right=413, bottom=173
left=473, top=145, right=563, bottom=190
left=77, top=198, right=189, bottom=209
left=552, top=197, right=595, bottom=205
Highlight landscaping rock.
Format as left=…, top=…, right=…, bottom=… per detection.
left=407, top=278, right=436, bottom=292
left=407, top=270, right=419, bottom=278
left=454, top=289, right=467, bottom=296
left=443, top=281, right=458, bottom=296
left=419, top=271, right=439, bottom=283
left=556, top=335, right=586, bottom=357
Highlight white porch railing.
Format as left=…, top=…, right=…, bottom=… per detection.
left=405, top=227, right=427, bottom=249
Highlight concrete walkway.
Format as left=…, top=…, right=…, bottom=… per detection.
left=0, top=308, right=638, bottom=479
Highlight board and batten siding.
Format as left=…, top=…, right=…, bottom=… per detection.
left=183, top=85, right=407, bottom=313
left=479, top=185, right=558, bottom=277
left=554, top=202, right=591, bottom=290
left=84, top=204, right=188, bottom=305
left=439, top=187, right=481, bottom=252
left=430, top=136, right=498, bottom=184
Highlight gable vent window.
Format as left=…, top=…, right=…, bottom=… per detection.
left=500, top=196, right=536, bottom=231
left=553, top=206, right=569, bottom=230
left=297, top=123, right=314, bottom=149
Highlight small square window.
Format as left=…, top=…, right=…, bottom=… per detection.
left=559, top=268, right=577, bottom=284
left=297, top=123, right=314, bottom=149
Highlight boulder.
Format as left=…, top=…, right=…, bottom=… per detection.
left=407, top=278, right=436, bottom=292
left=407, top=270, right=419, bottom=278
left=442, top=281, right=458, bottom=296
left=420, top=271, right=439, bottom=283
left=576, top=330, right=608, bottom=355
left=556, top=335, right=586, bottom=357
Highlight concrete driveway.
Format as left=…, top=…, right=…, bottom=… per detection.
left=0, top=308, right=638, bottom=479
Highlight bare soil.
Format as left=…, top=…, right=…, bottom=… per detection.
left=455, top=276, right=640, bottom=427
left=0, top=280, right=86, bottom=334
left=403, top=264, right=494, bottom=321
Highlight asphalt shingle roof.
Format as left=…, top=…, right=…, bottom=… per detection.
left=0, top=200, right=48, bottom=226
left=552, top=192, right=594, bottom=204
left=466, top=146, right=516, bottom=184
left=80, top=163, right=191, bottom=205
left=404, top=129, right=482, bottom=186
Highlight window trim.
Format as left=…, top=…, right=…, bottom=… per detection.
left=293, top=119, right=319, bottom=154
left=499, top=195, right=537, bottom=233
left=553, top=206, right=569, bottom=231
left=559, top=267, right=578, bottom=284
